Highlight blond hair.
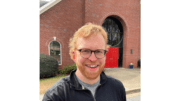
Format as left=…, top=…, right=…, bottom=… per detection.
left=69, top=23, right=110, bottom=59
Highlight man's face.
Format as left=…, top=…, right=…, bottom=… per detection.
left=75, top=34, right=106, bottom=80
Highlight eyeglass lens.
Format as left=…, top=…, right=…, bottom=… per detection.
left=80, top=49, right=105, bottom=58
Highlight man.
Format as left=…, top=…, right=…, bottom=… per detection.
left=42, top=23, right=126, bottom=101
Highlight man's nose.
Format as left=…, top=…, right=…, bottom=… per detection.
left=88, top=52, right=97, bottom=61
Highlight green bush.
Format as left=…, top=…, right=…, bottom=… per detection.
left=59, top=63, right=77, bottom=74
left=40, top=53, right=59, bottom=78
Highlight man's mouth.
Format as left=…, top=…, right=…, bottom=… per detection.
left=85, top=64, right=99, bottom=68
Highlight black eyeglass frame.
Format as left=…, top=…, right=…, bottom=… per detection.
left=77, top=49, right=107, bottom=59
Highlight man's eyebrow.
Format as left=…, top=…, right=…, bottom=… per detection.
left=81, top=48, right=104, bottom=50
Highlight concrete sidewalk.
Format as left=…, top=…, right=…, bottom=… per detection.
left=40, top=68, right=141, bottom=100
left=104, top=68, right=141, bottom=94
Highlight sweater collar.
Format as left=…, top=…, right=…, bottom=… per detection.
left=69, top=69, right=107, bottom=90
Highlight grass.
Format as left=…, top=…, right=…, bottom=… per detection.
left=40, top=74, right=67, bottom=94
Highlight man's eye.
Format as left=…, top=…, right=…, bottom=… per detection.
left=82, top=50, right=89, bottom=52
left=96, top=50, right=102, bottom=53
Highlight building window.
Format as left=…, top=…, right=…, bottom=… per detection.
left=102, top=17, right=123, bottom=47
left=49, top=41, right=62, bottom=65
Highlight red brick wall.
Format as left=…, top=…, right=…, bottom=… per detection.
left=84, top=0, right=140, bottom=68
left=40, top=0, right=140, bottom=68
left=40, top=0, right=85, bottom=69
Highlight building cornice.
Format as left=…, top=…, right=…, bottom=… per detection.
left=40, top=0, right=62, bottom=15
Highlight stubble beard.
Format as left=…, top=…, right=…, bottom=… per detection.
left=77, top=62, right=104, bottom=80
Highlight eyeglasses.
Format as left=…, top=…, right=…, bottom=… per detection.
left=77, top=49, right=107, bottom=59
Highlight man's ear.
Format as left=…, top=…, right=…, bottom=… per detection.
left=72, top=51, right=76, bottom=62
left=107, top=45, right=111, bottom=51
left=107, top=47, right=110, bottom=52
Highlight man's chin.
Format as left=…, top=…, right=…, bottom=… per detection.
left=84, top=72, right=100, bottom=80
left=83, top=66, right=104, bottom=80
left=76, top=63, right=104, bottom=80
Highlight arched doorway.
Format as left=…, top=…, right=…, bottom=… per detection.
left=102, top=16, right=123, bottom=67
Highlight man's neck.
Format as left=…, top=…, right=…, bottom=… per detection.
left=75, top=69, right=100, bottom=85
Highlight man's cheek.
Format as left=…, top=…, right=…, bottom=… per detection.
left=78, top=58, right=85, bottom=65
left=102, top=57, right=106, bottom=64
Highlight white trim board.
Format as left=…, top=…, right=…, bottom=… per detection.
left=40, top=0, right=62, bottom=15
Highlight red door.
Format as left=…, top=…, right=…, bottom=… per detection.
left=104, top=47, right=119, bottom=68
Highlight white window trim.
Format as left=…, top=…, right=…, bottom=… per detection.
left=49, top=41, right=62, bottom=65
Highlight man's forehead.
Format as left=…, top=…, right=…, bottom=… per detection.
left=76, top=35, right=105, bottom=49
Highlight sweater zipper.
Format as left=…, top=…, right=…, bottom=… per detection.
left=92, top=83, right=101, bottom=101
left=81, top=85, right=96, bottom=101
left=94, top=83, right=101, bottom=101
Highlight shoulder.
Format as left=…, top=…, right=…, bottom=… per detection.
left=100, top=71, right=125, bottom=88
left=42, top=75, right=70, bottom=101
left=106, top=75, right=126, bottom=100
left=50, top=75, right=70, bottom=90
left=106, top=75, right=125, bottom=90
left=99, top=71, right=126, bottom=101
left=106, top=75, right=123, bottom=85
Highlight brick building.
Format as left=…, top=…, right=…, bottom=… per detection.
left=40, top=0, right=140, bottom=69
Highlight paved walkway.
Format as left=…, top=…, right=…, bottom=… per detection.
left=40, top=68, right=141, bottom=101
left=104, top=68, right=141, bottom=94
left=127, top=96, right=140, bottom=101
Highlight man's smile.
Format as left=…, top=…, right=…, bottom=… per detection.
left=85, top=64, right=99, bottom=68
